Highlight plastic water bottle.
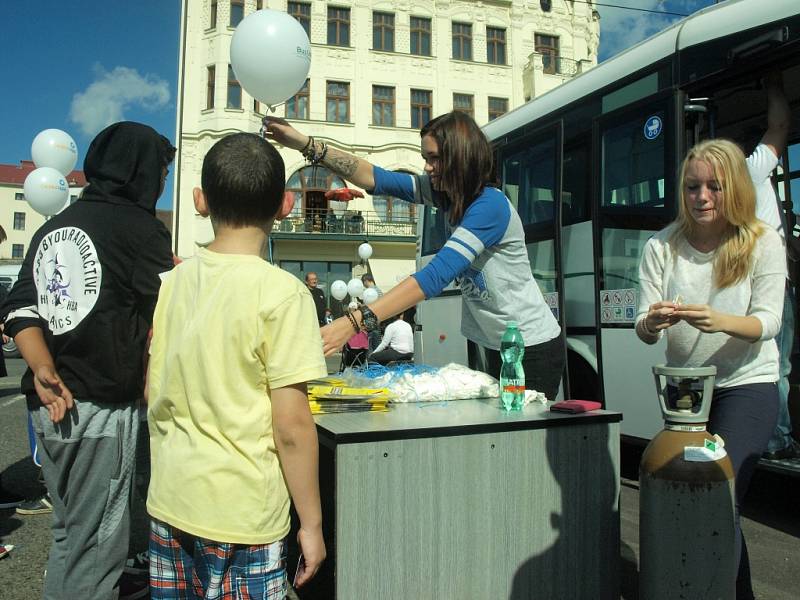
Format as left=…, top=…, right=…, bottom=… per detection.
left=500, top=322, right=525, bottom=411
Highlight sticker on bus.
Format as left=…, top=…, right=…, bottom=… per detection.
left=600, top=288, right=637, bottom=323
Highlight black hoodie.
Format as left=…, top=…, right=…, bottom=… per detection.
left=1, top=122, right=174, bottom=407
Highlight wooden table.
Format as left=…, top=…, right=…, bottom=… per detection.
left=295, top=399, right=622, bottom=599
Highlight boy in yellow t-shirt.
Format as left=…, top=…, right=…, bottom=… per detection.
left=146, top=133, right=327, bottom=598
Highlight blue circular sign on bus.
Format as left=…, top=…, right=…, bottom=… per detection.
left=643, top=116, right=662, bottom=140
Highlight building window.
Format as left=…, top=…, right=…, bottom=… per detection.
left=288, top=2, right=311, bottom=37
left=13, top=212, right=25, bottom=231
left=326, top=81, right=350, bottom=123
left=256, top=0, right=263, bottom=9
left=287, top=79, right=310, bottom=120
left=227, top=65, right=241, bottom=109
left=254, top=98, right=260, bottom=114
left=453, top=93, right=474, bottom=118
left=230, top=0, right=244, bottom=27
left=373, top=12, right=394, bottom=51
left=410, top=16, right=432, bottom=56
left=206, top=66, right=215, bottom=110
left=328, top=6, right=350, bottom=46
left=15, top=192, right=25, bottom=201
left=488, top=97, right=508, bottom=121
left=452, top=22, right=472, bottom=61
left=210, top=0, right=217, bottom=28
left=372, top=195, right=416, bottom=222
left=372, top=86, right=395, bottom=127
left=12, top=244, right=24, bottom=259
left=486, top=27, right=506, bottom=65
left=535, top=33, right=560, bottom=75
left=410, top=89, right=432, bottom=129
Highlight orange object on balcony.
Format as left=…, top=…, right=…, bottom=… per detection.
left=324, top=188, right=364, bottom=202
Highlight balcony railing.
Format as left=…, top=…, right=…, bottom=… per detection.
left=273, top=208, right=417, bottom=237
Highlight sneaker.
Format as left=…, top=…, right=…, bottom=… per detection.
left=0, top=544, right=14, bottom=559
left=118, top=572, right=150, bottom=600
left=0, top=486, right=25, bottom=510
left=124, top=550, right=149, bottom=575
left=16, top=494, right=53, bottom=515
left=763, top=439, right=800, bottom=461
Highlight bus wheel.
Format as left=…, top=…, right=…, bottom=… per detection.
left=567, top=352, right=599, bottom=401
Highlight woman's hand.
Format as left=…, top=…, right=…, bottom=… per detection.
left=320, top=317, right=358, bottom=357
left=672, top=303, right=726, bottom=333
left=645, top=300, right=680, bottom=333
left=262, top=116, right=308, bottom=152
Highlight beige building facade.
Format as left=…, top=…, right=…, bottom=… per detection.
left=173, top=0, right=598, bottom=305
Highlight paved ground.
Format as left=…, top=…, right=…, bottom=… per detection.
left=2, top=356, right=798, bottom=599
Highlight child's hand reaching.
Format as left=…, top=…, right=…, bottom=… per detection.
left=294, top=525, right=326, bottom=588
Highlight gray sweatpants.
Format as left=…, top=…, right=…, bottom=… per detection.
left=31, top=400, right=138, bottom=600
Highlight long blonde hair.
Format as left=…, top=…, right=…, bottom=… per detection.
left=670, top=139, right=763, bottom=289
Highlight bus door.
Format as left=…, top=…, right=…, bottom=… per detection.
left=414, top=205, right=468, bottom=366
left=499, top=122, right=567, bottom=398
left=594, top=91, right=680, bottom=441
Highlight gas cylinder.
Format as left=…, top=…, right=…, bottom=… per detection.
left=639, top=365, right=736, bottom=600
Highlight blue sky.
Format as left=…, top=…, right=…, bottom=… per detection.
left=2, top=1, right=715, bottom=210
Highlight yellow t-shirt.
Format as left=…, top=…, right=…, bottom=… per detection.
left=146, top=248, right=327, bottom=544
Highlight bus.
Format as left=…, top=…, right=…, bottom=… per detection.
left=414, top=0, right=800, bottom=452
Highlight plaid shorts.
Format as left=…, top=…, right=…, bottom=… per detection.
left=149, top=519, right=288, bottom=599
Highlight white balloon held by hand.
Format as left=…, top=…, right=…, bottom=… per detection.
left=230, top=9, right=311, bottom=107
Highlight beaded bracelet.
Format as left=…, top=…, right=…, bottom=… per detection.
left=345, top=311, right=360, bottom=333
left=300, top=136, right=314, bottom=155
left=640, top=317, right=657, bottom=336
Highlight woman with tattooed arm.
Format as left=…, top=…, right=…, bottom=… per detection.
left=264, top=112, right=564, bottom=400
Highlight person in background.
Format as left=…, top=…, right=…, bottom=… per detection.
left=0, top=121, right=175, bottom=600
left=147, top=133, right=326, bottom=597
left=369, top=312, right=414, bottom=365
left=636, top=139, right=784, bottom=599
left=361, top=273, right=382, bottom=352
left=305, top=272, right=326, bottom=326
left=746, top=71, right=799, bottom=461
left=323, top=307, right=334, bottom=325
left=264, top=111, right=564, bottom=400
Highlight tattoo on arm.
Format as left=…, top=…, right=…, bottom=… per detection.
left=321, top=147, right=359, bottom=178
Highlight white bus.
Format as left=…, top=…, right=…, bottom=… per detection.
left=415, top=0, right=800, bottom=448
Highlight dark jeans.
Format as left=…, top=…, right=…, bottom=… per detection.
left=369, top=347, right=413, bottom=365
left=484, top=334, right=565, bottom=401
left=707, top=383, right=778, bottom=600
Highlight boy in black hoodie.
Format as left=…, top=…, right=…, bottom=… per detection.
left=0, top=121, right=175, bottom=599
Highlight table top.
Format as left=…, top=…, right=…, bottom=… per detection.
left=314, top=398, right=622, bottom=445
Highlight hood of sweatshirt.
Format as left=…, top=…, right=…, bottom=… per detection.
left=79, top=121, right=175, bottom=215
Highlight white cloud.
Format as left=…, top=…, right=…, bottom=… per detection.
left=598, top=1, right=712, bottom=62
left=69, top=65, right=170, bottom=137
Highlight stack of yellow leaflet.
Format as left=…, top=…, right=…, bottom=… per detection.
left=307, top=383, right=391, bottom=414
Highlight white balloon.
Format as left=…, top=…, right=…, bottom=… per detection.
left=31, top=129, right=78, bottom=175
left=330, top=280, right=348, bottom=301
left=347, top=278, right=364, bottom=299
left=23, top=167, right=70, bottom=216
left=230, top=9, right=311, bottom=107
left=363, top=287, right=379, bottom=305
left=358, top=242, right=373, bottom=261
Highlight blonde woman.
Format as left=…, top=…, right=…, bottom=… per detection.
left=636, top=139, right=784, bottom=599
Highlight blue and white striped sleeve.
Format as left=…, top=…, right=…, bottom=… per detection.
left=412, top=190, right=510, bottom=298
left=372, top=166, right=436, bottom=205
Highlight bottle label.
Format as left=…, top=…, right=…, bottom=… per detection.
left=502, top=382, right=524, bottom=394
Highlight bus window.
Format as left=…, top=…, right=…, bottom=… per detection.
left=502, top=136, right=556, bottom=226
left=601, top=228, right=656, bottom=291
left=563, top=143, right=589, bottom=224
left=420, top=205, right=449, bottom=257
left=602, top=110, right=666, bottom=209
